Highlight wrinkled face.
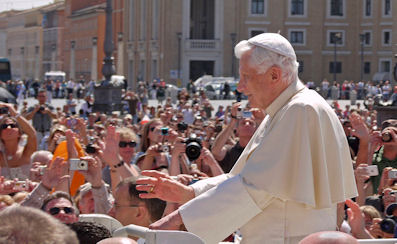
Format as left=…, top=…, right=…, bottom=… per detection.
left=237, top=52, right=273, bottom=109
left=45, top=198, right=78, bottom=224
left=237, top=118, right=256, bottom=138
left=112, top=185, right=144, bottom=226
left=0, top=119, right=19, bottom=141
left=78, top=191, right=95, bottom=214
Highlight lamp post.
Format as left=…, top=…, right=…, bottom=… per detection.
left=102, top=0, right=115, bottom=85
left=230, top=33, right=237, bottom=78
left=177, top=32, right=182, bottom=80
left=359, top=34, right=365, bottom=81
left=332, top=32, right=341, bottom=82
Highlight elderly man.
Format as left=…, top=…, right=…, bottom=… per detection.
left=138, top=33, right=357, bottom=243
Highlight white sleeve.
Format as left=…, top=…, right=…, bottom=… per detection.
left=179, top=174, right=273, bottom=244
left=190, top=174, right=230, bottom=196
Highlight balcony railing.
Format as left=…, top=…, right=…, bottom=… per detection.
left=185, top=39, right=220, bottom=51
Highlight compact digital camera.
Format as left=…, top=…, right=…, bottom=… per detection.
left=69, top=158, right=88, bottom=171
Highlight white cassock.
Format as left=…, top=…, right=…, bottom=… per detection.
left=179, top=80, right=358, bottom=244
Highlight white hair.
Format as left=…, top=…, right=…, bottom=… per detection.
left=0, top=206, right=78, bottom=244
left=234, top=40, right=299, bottom=85
left=30, top=150, right=53, bottom=165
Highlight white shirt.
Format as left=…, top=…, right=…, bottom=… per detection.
left=179, top=80, right=357, bottom=244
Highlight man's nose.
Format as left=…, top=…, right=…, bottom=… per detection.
left=237, top=81, right=245, bottom=93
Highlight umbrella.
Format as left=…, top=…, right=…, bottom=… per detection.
left=0, top=87, right=16, bottom=104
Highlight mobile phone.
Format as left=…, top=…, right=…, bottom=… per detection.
left=388, top=170, right=397, bottom=179
left=69, top=158, right=88, bottom=171
left=365, top=165, right=379, bottom=176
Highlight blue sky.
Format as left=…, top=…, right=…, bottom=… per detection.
left=0, top=0, right=54, bottom=13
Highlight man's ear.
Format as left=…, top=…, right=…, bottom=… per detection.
left=135, top=205, right=148, bottom=220
left=270, top=66, right=282, bottom=84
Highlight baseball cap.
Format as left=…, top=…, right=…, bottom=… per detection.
left=248, top=33, right=297, bottom=60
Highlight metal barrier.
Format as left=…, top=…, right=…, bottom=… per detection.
left=358, top=239, right=397, bottom=243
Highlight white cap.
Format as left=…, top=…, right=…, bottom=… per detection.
left=248, top=33, right=296, bottom=60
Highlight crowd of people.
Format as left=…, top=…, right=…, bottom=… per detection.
left=0, top=37, right=396, bottom=243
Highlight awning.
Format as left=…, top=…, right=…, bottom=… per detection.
left=372, top=72, right=392, bottom=82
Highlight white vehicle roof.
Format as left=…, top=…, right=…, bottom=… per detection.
left=44, top=71, right=66, bottom=76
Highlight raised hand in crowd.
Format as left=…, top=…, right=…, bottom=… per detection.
left=136, top=170, right=195, bottom=205
left=354, top=164, right=371, bottom=206
left=77, top=156, right=103, bottom=188
left=350, top=112, right=370, bottom=166
left=0, top=176, right=35, bottom=195
left=345, top=199, right=374, bottom=239
left=197, top=147, right=223, bottom=177
left=75, top=118, right=88, bottom=145
left=42, top=156, right=69, bottom=192
left=101, top=126, right=138, bottom=192
left=377, top=167, right=394, bottom=195
left=368, top=218, right=394, bottom=239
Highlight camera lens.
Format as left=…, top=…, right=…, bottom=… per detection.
left=382, top=132, right=392, bottom=143
left=380, top=217, right=396, bottom=234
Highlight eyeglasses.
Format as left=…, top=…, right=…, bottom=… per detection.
left=1, top=123, right=17, bottom=129
left=119, top=141, right=137, bottom=148
left=49, top=207, right=74, bottom=215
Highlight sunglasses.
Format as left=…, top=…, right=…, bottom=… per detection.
left=119, top=141, right=137, bottom=148
left=150, top=127, right=156, bottom=132
left=49, top=207, right=74, bottom=215
left=1, top=123, right=17, bottom=129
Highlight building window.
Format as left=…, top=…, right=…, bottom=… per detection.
left=328, top=31, right=344, bottom=46
left=251, top=0, right=265, bottom=15
left=383, top=0, right=391, bottom=16
left=291, top=0, right=304, bottom=15
left=364, top=0, right=372, bottom=17
left=298, top=60, right=304, bottom=73
left=382, top=30, right=391, bottom=45
left=289, top=30, right=305, bottom=45
left=329, top=62, right=342, bottom=73
left=250, top=30, right=265, bottom=37
left=330, top=0, right=344, bottom=16
left=380, top=60, right=391, bottom=72
left=362, top=31, right=371, bottom=46
left=364, top=62, right=370, bottom=74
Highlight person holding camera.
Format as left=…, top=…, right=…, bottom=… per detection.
left=211, top=102, right=257, bottom=173
left=369, top=120, right=397, bottom=193
left=25, top=89, right=57, bottom=149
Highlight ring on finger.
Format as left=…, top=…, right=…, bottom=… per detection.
left=149, top=185, right=155, bottom=193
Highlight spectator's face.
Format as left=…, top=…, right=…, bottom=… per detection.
left=119, top=136, right=136, bottom=160
left=78, top=191, right=95, bottom=214
left=37, top=92, right=46, bottom=104
left=148, top=121, right=164, bottom=143
left=112, top=185, right=146, bottom=226
left=45, top=198, right=78, bottom=224
left=0, top=119, right=19, bottom=141
left=237, top=118, right=256, bottom=137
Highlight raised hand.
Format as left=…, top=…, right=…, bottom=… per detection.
left=101, top=126, right=121, bottom=167
left=78, top=156, right=103, bottom=187
left=42, top=157, right=69, bottom=190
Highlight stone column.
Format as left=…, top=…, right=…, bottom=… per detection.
left=117, top=33, right=124, bottom=75
left=91, top=37, right=98, bottom=81
left=70, top=41, right=76, bottom=80
left=34, top=46, right=40, bottom=80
